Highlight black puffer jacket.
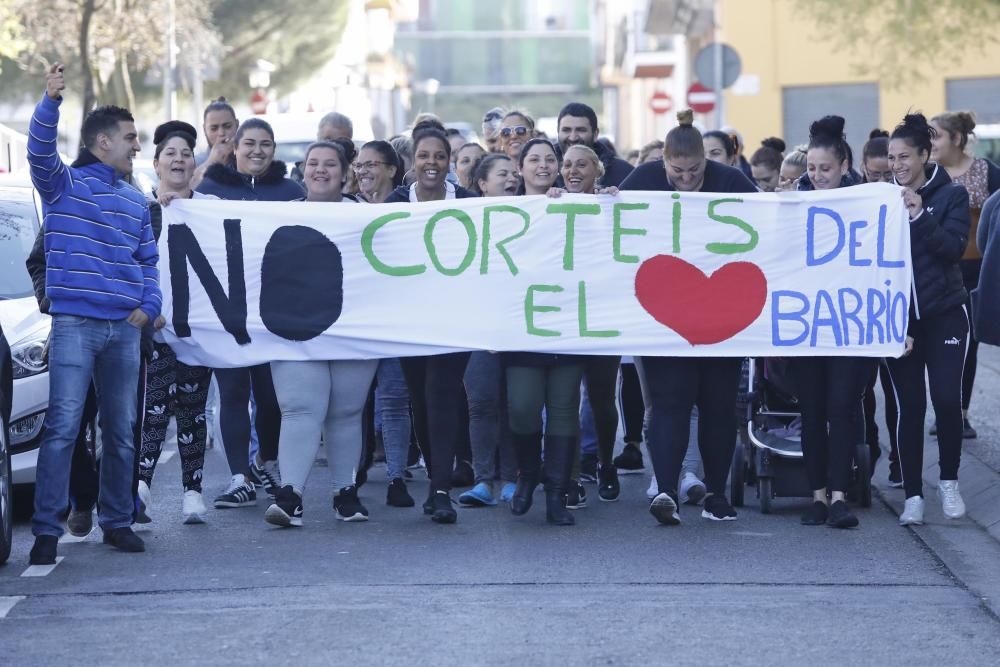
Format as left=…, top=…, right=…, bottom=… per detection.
left=907, top=163, right=970, bottom=318
left=196, top=160, right=304, bottom=201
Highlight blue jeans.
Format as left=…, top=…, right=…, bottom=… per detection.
left=464, top=351, right=515, bottom=484
left=375, top=358, right=411, bottom=481
left=33, top=315, right=140, bottom=537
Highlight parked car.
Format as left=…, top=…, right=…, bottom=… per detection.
left=0, top=175, right=51, bottom=488
left=1, top=320, right=13, bottom=564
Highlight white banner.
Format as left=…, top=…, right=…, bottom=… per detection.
left=158, top=184, right=911, bottom=367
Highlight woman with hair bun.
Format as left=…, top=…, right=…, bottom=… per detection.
left=930, top=111, right=1000, bottom=440
left=862, top=130, right=893, bottom=183
left=885, top=113, right=971, bottom=526
left=703, top=130, right=738, bottom=167
left=620, top=109, right=757, bottom=526
left=750, top=137, right=786, bottom=192
left=791, top=115, right=870, bottom=529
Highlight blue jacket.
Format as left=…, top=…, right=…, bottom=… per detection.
left=196, top=160, right=305, bottom=201
left=27, top=94, right=161, bottom=321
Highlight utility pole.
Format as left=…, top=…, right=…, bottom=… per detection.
left=163, top=0, right=177, bottom=121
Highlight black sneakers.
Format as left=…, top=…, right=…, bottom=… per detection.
left=102, top=527, right=145, bottom=552
left=386, top=478, right=415, bottom=508
left=451, top=460, right=475, bottom=488
left=248, top=458, right=281, bottom=497
left=963, top=418, right=977, bottom=440
left=566, top=481, right=588, bottom=509
left=612, top=443, right=644, bottom=473
left=801, top=501, right=829, bottom=526
left=428, top=490, right=457, bottom=524
left=66, top=507, right=94, bottom=537
left=29, top=535, right=58, bottom=565
left=597, top=464, right=620, bottom=502
left=333, top=486, right=369, bottom=522
left=827, top=500, right=859, bottom=529
left=701, top=494, right=737, bottom=521
left=888, top=461, right=903, bottom=489
left=265, top=485, right=304, bottom=528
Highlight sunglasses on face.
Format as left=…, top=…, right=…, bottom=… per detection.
left=500, top=126, right=529, bottom=138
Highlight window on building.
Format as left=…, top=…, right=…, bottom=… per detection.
left=782, top=83, right=880, bottom=162
left=946, top=77, right=1000, bottom=124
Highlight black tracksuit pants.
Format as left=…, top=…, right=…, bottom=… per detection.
left=640, top=356, right=742, bottom=497
left=884, top=305, right=969, bottom=498
left=790, top=357, right=875, bottom=493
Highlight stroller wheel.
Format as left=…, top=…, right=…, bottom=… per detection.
left=730, top=441, right=746, bottom=507
left=758, top=477, right=773, bottom=514
left=854, top=443, right=872, bottom=508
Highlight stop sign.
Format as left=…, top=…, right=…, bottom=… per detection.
left=250, top=89, right=268, bottom=115
left=686, top=82, right=716, bottom=114
left=649, top=91, right=673, bottom=115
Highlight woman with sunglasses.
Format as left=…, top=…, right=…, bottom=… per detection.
left=384, top=127, right=477, bottom=523
left=499, top=110, right=534, bottom=164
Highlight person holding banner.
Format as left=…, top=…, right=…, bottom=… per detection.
left=264, top=141, right=377, bottom=527
left=884, top=113, right=971, bottom=526
left=517, top=137, right=561, bottom=196
left=457, top=154, right=520, bottom=508
left=385, top=127, right=477, bottom=524
left=547, top=144, right=624, bottom=506
left=791, top=115, right=871, bottom=529
left=619, top=108, right=757, bottom=526
left=196, top=118, right=305, bottom=510
left=136, top=121, right=217, bottom=525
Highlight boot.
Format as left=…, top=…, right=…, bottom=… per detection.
left=543, top=434, right=576, bottom=526
left=510, top=432, right=542, bottom=516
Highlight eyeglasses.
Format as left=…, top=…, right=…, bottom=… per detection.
left=353, top=161, right=390, bottom=172
left=500, top=126, right=529, bottom=138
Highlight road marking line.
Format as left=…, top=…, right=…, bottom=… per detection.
left=20, top=557, right=65, bottom=577
left=0, top=596, right=26, bottom=619
left=159, top=450, right=176, bottom=464
left=732, top=531, right=774, bottom=537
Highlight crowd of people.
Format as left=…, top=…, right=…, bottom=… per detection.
left=22, top=62, right=1000, bottom=565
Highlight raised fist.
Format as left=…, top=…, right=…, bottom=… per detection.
left=46, top=63, right=65, bottom=100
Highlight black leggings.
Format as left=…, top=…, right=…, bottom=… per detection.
left=400, top=352, right=471, bottom=492
left=960, top=259, right=981, bottom=411
left=640, top=356, right=742, bottom=497
left=215, top=364, right=281, bottom=477
left=583, top=356, right=621, bottom=465
left=863, top=364, right=899, bottom=465
left=619, top=362, right=645, bottom=444
left=790, top=357, right=874, bottom=493
left=884, top=305, right=969, bottom=498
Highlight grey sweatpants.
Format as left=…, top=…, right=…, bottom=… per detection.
left=271, top=359, right=378, bottom=493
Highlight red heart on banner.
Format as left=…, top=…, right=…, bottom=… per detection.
left=634, top=255, right=768, bottom=345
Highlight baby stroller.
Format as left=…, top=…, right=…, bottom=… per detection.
left=730, top=358, right=872, bottom=513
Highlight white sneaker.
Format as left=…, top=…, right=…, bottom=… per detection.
left=938, top=480, right=966, bottom=519
left=646, top=476, right=658, bottom=499
left=136, top=480, right=153, bottom=523
left=182, top=490, right=207, bottom=524
left=899, top=496, right=924, bottom=526
left=679, top=472, right=707, bottom=505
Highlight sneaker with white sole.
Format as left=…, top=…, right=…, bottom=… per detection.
left=646, top=476, right=658, bottom=500
left=265, top=485, right=304, bottom=527
left=701, top=494, right=737, bottom=521
left=899, top=495, right=924, bottom=526
left=938, top=480, right=966, bottom=519
left=649, top=492, right=680, bottom=525
left=214, top=474, right=257, bottom=508
left=136, top=480, right=153, bottom=523
left=182, top=490, right=207, bottom=524
left=333, top=485, right=369, bottom=522
left=679, top=472, right=707, bottom=505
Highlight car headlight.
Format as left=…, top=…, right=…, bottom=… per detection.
left=11, top=330, right=48, bottom=379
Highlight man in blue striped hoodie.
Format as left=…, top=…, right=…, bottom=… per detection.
left=28, top=64, right=161, bottom=564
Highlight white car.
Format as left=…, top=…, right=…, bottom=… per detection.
left=0, top=175, right=51, bottom=486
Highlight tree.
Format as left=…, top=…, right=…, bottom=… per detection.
left=207, top=0, right=350, bottom=101
left=795, top=0, right=1000, bottom=89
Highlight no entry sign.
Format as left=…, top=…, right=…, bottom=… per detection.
left=687, top=82, right=716, bottom=114
left=649, top=91, right=673, bottom=115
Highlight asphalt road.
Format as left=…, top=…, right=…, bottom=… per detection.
left=3, top=357, right=1000, bottom=665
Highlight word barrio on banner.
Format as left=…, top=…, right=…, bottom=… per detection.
left=157, top=183, right=911, bottom=368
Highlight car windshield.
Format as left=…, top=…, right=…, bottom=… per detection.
left=0, top=187, right=40, bottom=300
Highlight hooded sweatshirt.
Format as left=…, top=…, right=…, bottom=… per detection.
left=26, top=94, right=161, bottom=321
left=196, top=160, right=305, bottom=201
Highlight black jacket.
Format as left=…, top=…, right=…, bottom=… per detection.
left=383, top=184, right=478, bottom=202
left=795, top=171, right=861, bottom=191
left=907, top=163, right=970, bottom=318
left=196, top=160, right=305, bottom=201
left=593, top=140, right=634, bottom=188
left=619, top=158, right=758, bottom=194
